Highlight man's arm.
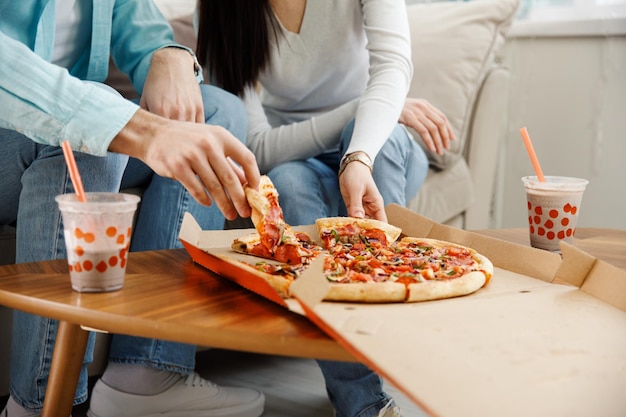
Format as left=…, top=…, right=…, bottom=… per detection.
left=0, top=31, right=259, bottom=217
left=0, top=31, right=136, bottom=156
left=140, top=47, right=205, bottom=123
left=108, top=108, right=260, bottom=219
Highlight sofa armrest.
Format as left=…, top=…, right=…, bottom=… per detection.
left=463, top=65, right=511, bottom=230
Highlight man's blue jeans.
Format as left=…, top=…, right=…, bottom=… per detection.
left=269, top=119, right=429, bottom=417
left=1, top=84, right=246, bottom=411
left=1, top=83, right=411, bottom=416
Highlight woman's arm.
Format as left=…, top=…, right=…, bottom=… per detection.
left=244, top=85, right=359, bottom=173
left=343, top=0, right=413, bottom=160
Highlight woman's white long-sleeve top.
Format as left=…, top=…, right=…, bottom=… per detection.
left=243, top=0, right=413, bottom=174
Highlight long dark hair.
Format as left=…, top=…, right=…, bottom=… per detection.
left=196, top=0, right=280, bottom=97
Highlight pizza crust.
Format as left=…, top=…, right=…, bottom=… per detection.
left=325, top=282, right=407, bottom=303
left=224, top=257, right=293, bottom=298
left=245, top=175, right=280, bottom=230
left=231, top=232, right=260, bottom=253
left=406, top=271, right=487, bottom=302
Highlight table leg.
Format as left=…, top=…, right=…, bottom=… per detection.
left=41, top=321, right=90, bottom=417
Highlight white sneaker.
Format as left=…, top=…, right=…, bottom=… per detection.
left=87, top=372, right=264, bottom=417
left=377, top=399, right=402, bottom=417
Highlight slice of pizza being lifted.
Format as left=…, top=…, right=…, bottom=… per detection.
left=232, top=176, right=321, bottom=265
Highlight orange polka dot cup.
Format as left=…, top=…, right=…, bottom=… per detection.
left=522, top=176, right=588, bottom=252
left=55, top=193, right=140, bottom=292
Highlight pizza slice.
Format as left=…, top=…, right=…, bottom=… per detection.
left=245, top=175, right=291, bottom=252
left=231, top=230, right=321, bottom=265
left=315, top=218, right=493, bottom=303
left=314, top=217, right=408, bottom=302
left=395, top=237, right=493, bottom=302
left=233, top=175, right=321, bottom=265
left=315, top=217, right=402, bottom=249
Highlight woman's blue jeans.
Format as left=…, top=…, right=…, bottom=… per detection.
left=267, top=119, right=428, bottom=225
left=1, top=84, right=246, bottom=411
left=269, top=120, right=428, bottom=417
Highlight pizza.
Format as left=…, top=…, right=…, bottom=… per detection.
left=232, top=175, right=322, bottom=265
left=230, top=176, right=493, bottom=303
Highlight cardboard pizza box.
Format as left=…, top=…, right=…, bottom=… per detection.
left=179, top=204, right=626, bottom=417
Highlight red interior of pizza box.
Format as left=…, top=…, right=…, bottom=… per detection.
left=179, top=204, right=626, bottom=417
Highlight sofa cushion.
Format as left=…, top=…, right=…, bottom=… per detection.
left=408, top=156, right=474, bottom=224
left=105, top=14, right=196, bottom=99
left=153, top=0, right=195, bottom=21
left=406, top=0, right=519, bottom=170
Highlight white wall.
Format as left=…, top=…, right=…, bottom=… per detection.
left=495, top=19, right=626, bottom=230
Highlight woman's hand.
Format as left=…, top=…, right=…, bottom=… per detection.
left=399, top=98, right=455, bottom=155
left=339, top=160, right=387, bottom=222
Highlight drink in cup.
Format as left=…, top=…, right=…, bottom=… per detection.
left=521, top=176, right=588, bottom=252
left=55, top=192, right=140, bottom=292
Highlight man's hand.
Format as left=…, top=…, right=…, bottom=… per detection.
left=339, top=161, right=387, bottom=222
left=140, top=47, right=204, bottom=123
left=109, top=109, right=260, bottom=220
left=399, top=98, right=455, bottom=155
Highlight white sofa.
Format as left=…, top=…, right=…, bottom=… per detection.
left=0, top=0, right=519, bottom=397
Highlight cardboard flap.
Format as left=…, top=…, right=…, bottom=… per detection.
left=179, top=212, right=201, bottom=246
left=580, top=258, right=626, bottom=312
left=554, top=242, right=596, bottom=287
left=178, top=209, right=626, bottom=416
left=290, top=256, right=330, bottom=308
left=551, top=240, right=626, bottom=311
left=386, top=204, right=561, bottom=282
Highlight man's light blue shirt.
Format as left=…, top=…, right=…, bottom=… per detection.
left=0, top=0, right=180, bottom=156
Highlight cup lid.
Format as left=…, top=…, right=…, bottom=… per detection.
left=522, top=176, right=588, bottom=192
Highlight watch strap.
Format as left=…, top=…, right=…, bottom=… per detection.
left=338, top=152, right=373, bottom=177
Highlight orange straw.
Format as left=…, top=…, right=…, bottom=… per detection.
left=61, top=140, right=87, bottom=202
left=519, top=127, right=545, bottom=182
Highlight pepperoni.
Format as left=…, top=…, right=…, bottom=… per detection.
left=395, top=276, right=420, bottom=286
left=294, top=231, right=312, bottom=243
left=260, top=222, right=281, bottom=250
left=361, top=229, right=388, bottom=246
left=273, top=244, right=303, bottom=265
left=250, top=243, right=272, bottom=259
left=348, top=271, right=372, bottom=282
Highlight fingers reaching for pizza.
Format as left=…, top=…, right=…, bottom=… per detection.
left=338, top=163, right=387, bottom=222
left=237, top=176, right=321, bottom=265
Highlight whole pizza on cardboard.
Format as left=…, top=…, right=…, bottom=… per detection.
left=231, top=176, right=493, bottom=303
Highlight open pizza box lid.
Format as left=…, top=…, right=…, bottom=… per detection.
left=179, top=204, right=626, bottom=417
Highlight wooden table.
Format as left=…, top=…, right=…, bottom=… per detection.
left=0, top=249, right=353, bottom=417
left=0, top=227, right=624, bottom=416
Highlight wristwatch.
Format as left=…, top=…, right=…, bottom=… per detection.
left=338, top=152, right=373, bottom=177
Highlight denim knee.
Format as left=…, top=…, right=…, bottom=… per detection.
left=200, top=84, right=247, bottom=142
